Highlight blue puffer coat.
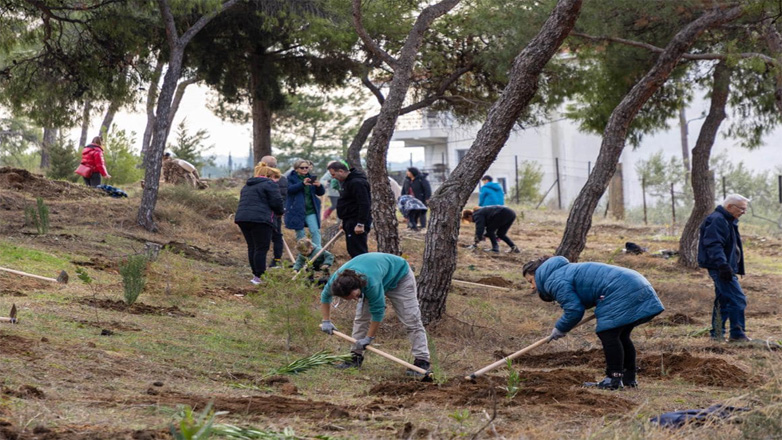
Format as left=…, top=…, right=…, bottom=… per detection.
left=234, top=177, right=284, bottom=225
left=479, top=182, right=505, bottom=206
left=535, top=256, right=664, bottom=333
left=285, top=171, right=326, bottom=230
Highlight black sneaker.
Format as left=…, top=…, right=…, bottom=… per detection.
left=584, top=373, right=624, bottom=390
left=507, top=246, right=521, bottom=254
left=623, top=368, right=638, bottom=388
left=268, top=259, right=282, bottom=269
left=406, top=358, right=431, bottom=377
left=335, top=352, right=363, bottom=369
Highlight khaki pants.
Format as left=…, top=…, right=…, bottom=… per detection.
left=350, top=270, right=429, bottom=361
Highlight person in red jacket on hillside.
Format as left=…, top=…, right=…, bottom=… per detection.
left=77, top=136, right=111, bottom=187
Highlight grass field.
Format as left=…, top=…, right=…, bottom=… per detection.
left=1, top=168, right=781, bottom=439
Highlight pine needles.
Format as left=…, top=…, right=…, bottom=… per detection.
left=268, top=350, right=352, bottom=376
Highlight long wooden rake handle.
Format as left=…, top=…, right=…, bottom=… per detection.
left=465, top=314, right=596, bottom=381
left=281, top=238, right=296, bottom=263
left=332, top=330, right=427, bottom=375
left=292, top=230, right=344, bottom=280
left=0, top=266, right=67, bottom=284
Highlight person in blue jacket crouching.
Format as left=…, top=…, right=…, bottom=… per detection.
left=523, top=256, right=664, bottom=390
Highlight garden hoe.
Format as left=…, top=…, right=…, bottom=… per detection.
left=331, top=330, right=434, bottom=382
left=0, top=304, right=18, bottom=324
left=0, top=266, right=69, bottom=284
left=465, top=314, right=596, bottom=382
left=292, top=230, right=344, bottom=280
left=281, top=238, right=296, bottom=263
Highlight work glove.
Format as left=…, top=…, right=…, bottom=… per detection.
left=356, top=336, right=375, bottom=349
left=549, top=328, right=567, bottom=341
left=320, top=320, right=336, bottom=335
left=718, top=264, right=734, bottom=282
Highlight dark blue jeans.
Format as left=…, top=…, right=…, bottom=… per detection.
left=707, top=269, right=747, bottom=339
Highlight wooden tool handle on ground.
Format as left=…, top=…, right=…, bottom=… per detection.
left=0, top=266, right=60, bottom=284
left=281, top=238, right=296, bottom=263
left=332, top=330, right=427, bottom=374
left=465, top=314, right=596, bottom=380
left=0, top=317, right=18, bottom=324
left=452, top=279, right=511, bottom=291
left=292, top=230, right=344, bottom=280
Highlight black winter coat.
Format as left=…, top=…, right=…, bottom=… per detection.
left=698, top=205, right=745, bottom=275
left=336, top=168, right=372, bottom=226
left=473, top=206, right=516, bottom=242
left=401, top=174, right=432, bottom=204
left=234, top=177, right=284, bottom=225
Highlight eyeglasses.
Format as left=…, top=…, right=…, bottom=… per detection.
left=731, top=204, right=747, bottom=213
left=297, top=166, right=310, bottom=170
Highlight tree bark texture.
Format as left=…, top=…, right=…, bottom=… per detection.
left=40, top=127, right=56, bottom=169
left=678, top=107, right=690, bottom=171
left=358, top=0, right=461, bottom=255
left=763, top=24, right=782, bottom=116
left=555, top=5, right=743, bottom=262
left=142, top=57, right=165, bottom=160
left=678, top=61, right=730, bottom=268
left=138, top=0, right=240, bottom=231
left=418, top=0, right=583, bottom=325
left=79, top=99, right=92, bottom=148
left=100, top=100, right=119, bottom=137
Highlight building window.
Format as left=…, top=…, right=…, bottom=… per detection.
left=456, top=149, right=468, bottom=163
left=497, top=177, right=507, bottom=194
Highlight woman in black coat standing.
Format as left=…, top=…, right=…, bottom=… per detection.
left=235, top=163, right=284, bottom=284
left=401, top=167, right=432, bottom=229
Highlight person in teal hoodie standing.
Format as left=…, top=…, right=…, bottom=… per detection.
left=478, top=175, right=504, bottom=206
left=319, top=253, right=431, bottom=377
left=522, top=256, right=664, bottom=390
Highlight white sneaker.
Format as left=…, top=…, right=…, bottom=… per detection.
left=250, top=276, right=262, bottom=285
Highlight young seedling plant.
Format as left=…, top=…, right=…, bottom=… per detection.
left=75, top=267, right=101, bottom=327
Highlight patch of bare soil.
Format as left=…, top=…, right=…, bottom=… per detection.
left=126, top=391, right=349, bottom=419
left=0, top=334, right=38, bottom=358
left=74, top=319, right=143, bottom=332
left=366, top=372, right=634, bottom=416
left=650, top=313, right=702, bottom=326
left=638, top=351, right=754, bottom=387
left=0, top=423, right=167, bottom=440
left=475, top=276, right=514, bottom=288
left=508, top=348, right=605, bottom=369
left=73, top=257, right=118, bottom=273
left=0, top=289, right=27, bottom=297
left=0, top=167, right=101, bottom=200
left=2, top=384, right=45, bottom=399
left=77, top=298, right=194, bottom=317
left=165, top=241, right=236, bottom=266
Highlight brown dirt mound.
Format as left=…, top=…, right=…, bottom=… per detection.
left=129, top=391, right=349, bottom=419
left=0, top=334, right=38, bottom=357
left=475, top=276, right=514, bottom=287
left=2, top=384, right=45, bottom=399
left=367, top=371, right=634, bottom=416
left=0, top=423, right=167, bottom=440
left=0, top=167, right=101, bottom=200
left=639, top=351, right=753, bottom=387
left=74, top=319, right=143, bottom=332
left=78, top=298, right=194, bottom=317
left=508, top=348, right=605, bottom=368
left=650, top=313, right=702, bottom=326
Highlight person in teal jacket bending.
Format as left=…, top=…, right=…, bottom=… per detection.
left=523, top=256, right=664, bottom=390
left=319, top=253, right=430, bottom=376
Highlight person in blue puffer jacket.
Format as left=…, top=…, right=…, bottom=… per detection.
left=522, top=255, right=664, bottom=390
left=478, top=175, right=505, bottom=207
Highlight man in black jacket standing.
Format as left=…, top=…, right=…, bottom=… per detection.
left=261, top=155, right=288, bottom=268
left=327, top=162, right=372, bottom=257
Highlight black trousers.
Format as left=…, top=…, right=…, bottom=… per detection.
left=271, top=216, right=283, bottom=261
left=342, top=219, right=369, bottom=258
left=486, top=219, right=516, bottom=249
left=407, top=210, right=426, bottom=229
left=237, top=222, right=273, bottom=277
left=596, top=322, right=638, bottom=376
left=83, top=174, right=101, bottom=187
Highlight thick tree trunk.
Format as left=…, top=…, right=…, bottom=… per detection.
left=141, top=56, right=164, bottom=160
left=555, top=5, right=743, bottom=262
left=359, top=0, right=461, bottom=255
left=79, top=99, right=92, bottom=148
left=763, top=24, right=782, bottom=116
left=100, top=101, right=119, bottom=137
left=40, top=127, right=56, bottom=169
left=346, top=116, right=376, bottom=170
left=250, top=55, right=272, bottom=164
left=679, top=61, right=730, bottom=268
left=418, top=0, right=583, bottom=325
left=679, top=107, right=690, bottom=172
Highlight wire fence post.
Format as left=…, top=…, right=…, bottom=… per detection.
left=778, top=175, right=781, bottom=204
left=555, top=157, right=562, bottom=210
left=642, top=177, right=647, bottom=225
left=515, top=155, right=519, bottom=204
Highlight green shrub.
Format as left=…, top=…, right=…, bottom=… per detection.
left=119, top=254, right=148, bottom=305
left=103, top=129, right=143, bottom=185
left=158, top=185, right=238, bottom=220
left=46, top=134, right=80, bottom=182
left=510, top=160, right=543, bottom=203
left=24, top=197, right=49, bottom=235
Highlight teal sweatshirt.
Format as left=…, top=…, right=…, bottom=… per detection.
left=320, top=253, right=411, bottom=322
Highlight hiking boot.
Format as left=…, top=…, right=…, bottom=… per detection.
left=406, top=358, right=431, bottom=378
left=335, top=352, right=364, bottom=369
left=507, top=246, right=521, bottom=254
left=268, top=259, right=282, bottom=269
left=483, top=247, right=500, bottom=253
left=728, top=335, right=751, bottom=343
left=584, top=372, right=624, bottom=390
left=623, top=367, right=638, bottom=388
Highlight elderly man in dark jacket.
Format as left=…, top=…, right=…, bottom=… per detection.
left=698, top=194, right=750, bottom=342
left=401, top=167, right=431, bottom=229
left=327, top=162, right=372, bottom=257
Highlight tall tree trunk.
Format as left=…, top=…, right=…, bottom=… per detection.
left=763, top=24, right=782, bottom=116
left=100, top=101, right=119, bottom=137
left=679, top=61, right=730, bottom=268
left=555, top=5, right=743, bottom=262
left=419, top=0, right=583, bottom=325
left=679, top=107, right=690, bottom=172
left=346, top=116, right=375, bottom=170
left=138, top=0, right=240, bottom=232
left=141, top=55, right=165, bottom=160
left=79, top=99, right=92, bottom=147
left=250, top=54, right=272, bottom=164
left=40, top=127, right=56, bottom=169
left=357, top=0, right=461, bottom=255
left=165, top=77, right=199, bottom=142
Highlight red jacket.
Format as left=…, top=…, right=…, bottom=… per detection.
left=80, top=144, right=109, bottom=177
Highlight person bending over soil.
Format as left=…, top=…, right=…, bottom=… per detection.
left=319, top=253, right=431, bottom=377
left=462, top=206, right=520, bottom=253
left=523, top=256, right=664, bottom=390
